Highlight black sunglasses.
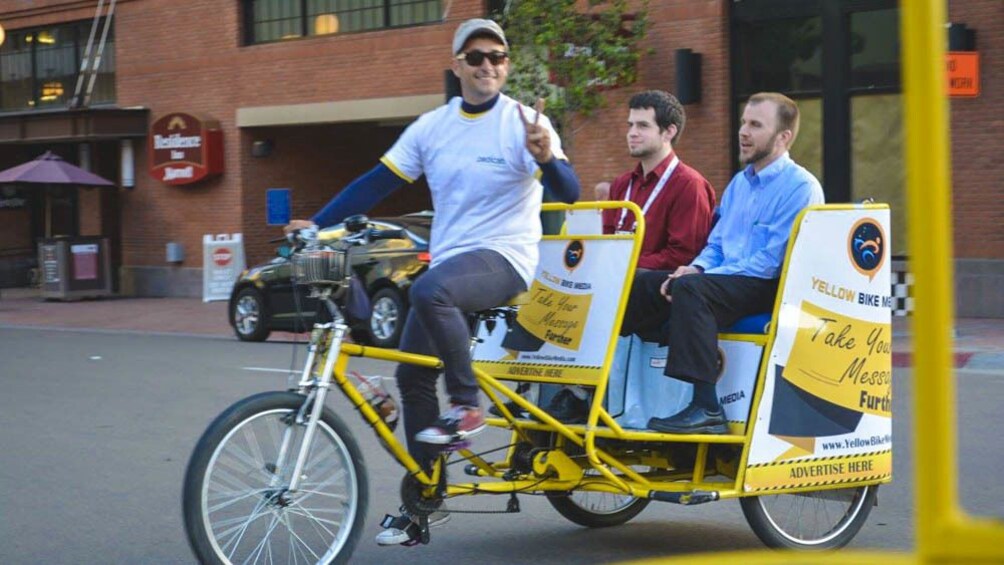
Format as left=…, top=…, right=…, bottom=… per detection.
left=457, top=50, right=509, bottom=67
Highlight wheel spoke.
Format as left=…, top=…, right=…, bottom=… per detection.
left=243, top=512, right=283, bottom=565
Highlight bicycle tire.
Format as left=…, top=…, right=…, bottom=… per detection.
left=183, top=391, right=368, bottom=564
left=740, top=484, right=877, bottom=549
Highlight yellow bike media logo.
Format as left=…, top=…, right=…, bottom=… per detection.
left=564, top=240, right=585, bottom=271
left=848, top=218, right=886, bottom=280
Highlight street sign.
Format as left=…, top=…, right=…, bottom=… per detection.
left=947, top=52, right=980, bottom=97
left=266, top=188, right=291, bottom=226
left=202, top=233, right=246, bottom=302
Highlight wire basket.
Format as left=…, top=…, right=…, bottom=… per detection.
left=291, top=247, right=350, bottom=287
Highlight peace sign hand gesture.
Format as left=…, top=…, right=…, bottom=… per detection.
left=518, top=98, right=553, bottom=164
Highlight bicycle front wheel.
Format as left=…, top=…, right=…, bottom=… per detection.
left=183, top=392, right=368, bottom=565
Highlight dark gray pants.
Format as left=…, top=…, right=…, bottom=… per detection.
left=395, top=249, right=526, bottom=467
left=620, top=271, right=778, bottom=384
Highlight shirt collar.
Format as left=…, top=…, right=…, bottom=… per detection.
left=631, top=151, right=676, bottom=185
left=743, top=151, right=791, bottom=185
left=459, top=93, right=500, bottom=118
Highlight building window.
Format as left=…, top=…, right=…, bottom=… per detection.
left=0, top=20, right=115, bottom=112
left=244, top=0, right=442, bottom=44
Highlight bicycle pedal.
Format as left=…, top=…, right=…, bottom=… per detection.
left=442, top=439, right=471, bottom=452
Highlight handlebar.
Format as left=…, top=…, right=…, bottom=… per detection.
left=281, top=224, right=407, bottom=251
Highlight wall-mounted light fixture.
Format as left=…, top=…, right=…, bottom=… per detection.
left=251, top=139, right=274, bottom=158
left=120, top=140, right=135, bottom=188
left=675, top=49, right=702, bottom=105
left=947, top=22, right=976, bottom=51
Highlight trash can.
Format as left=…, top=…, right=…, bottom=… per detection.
left=37, top=236, right=113, bottom=300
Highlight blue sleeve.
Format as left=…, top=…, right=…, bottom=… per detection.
left=539, top=158, right=580, bottom=204
left=310, top=163, right=406, bottom=228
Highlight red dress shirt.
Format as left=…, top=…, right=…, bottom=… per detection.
left=601, top=152, right=716, bottom=271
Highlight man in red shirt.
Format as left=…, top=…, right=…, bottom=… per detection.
left=602, top=90, right=716, bottom=270
left=545, top=91, right=717, bottom=422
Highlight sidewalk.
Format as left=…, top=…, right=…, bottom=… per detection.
left=1, top=287, right=1002, bottom=370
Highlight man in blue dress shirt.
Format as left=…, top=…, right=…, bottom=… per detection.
left=620, top=92, right=825, bottom=434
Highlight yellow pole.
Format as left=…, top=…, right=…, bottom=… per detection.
left=900, top=0, right=960, bottom=556
left=903, top=2, right=1004, bottom=560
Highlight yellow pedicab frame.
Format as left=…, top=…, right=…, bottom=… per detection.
left=326, top=201, right=892, bottom=503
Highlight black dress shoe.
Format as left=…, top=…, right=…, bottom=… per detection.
left=648, top=403, right=728, bottom=434
left=541, top=388, right=589, bottom=424
left=488, top=400, right=528, bottom=419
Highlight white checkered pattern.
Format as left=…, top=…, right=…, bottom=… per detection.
left=892, top=270, right=913, bottom=316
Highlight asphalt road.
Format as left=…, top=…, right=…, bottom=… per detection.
left=2, top=328, right=1002, bottom=564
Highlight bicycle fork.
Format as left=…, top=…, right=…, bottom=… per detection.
left=281, top=303, right=348, bottom=493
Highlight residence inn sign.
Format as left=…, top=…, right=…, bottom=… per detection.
left=148, top=113, right=224, bottom=185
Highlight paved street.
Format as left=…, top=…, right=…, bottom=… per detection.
left=2, top=328, right=1002, bottom=564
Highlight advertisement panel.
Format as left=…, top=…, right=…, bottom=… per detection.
left=745, top=207, right=893, bottom=492
left=472, top=236, right=635, bottom=384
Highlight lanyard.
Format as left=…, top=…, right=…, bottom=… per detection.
left=617, top=155, right=679, bottom=232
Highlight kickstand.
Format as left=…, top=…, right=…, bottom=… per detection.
left=507, top=493, right=520, bottom=513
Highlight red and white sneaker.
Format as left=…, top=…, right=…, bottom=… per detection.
left=415, top=405, right=486, bottom=445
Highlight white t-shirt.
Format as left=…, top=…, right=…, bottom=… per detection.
left=381, top=94, right=566, bottom=286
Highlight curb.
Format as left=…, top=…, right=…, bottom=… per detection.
left=892, top=351, right=972, bottom=369
left=892, top=350, right=1004, bottom=370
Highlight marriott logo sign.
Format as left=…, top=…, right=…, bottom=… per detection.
left=148, top=112, right=224, bottom=186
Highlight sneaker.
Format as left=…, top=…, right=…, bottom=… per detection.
left=375, top=509, right=450, bottom=546
left=415, top=405, right=486, bottom=445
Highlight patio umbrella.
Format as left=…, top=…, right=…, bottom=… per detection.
left=0, top=150, right=116, bottom=237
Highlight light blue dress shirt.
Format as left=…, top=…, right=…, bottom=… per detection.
left=692, top=152, right=824, bottom=279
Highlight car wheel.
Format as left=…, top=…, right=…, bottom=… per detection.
left=232, top=287, right=271, bottom=342
left=366, top=287, right=406, bottom=348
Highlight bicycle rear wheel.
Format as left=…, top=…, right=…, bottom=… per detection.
left=740, top=485, right=877, bottom=549
left=183, top=391, right=368, bottom=565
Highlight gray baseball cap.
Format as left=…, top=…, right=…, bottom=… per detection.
left=452, top=18, right=508, bottom=55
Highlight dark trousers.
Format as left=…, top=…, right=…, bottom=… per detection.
left=620, top=271, right=778, bottom=385
left=395, top=249, right=526, bottom=467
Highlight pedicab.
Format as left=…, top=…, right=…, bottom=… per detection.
left=181, top=200, right=893, bottom=564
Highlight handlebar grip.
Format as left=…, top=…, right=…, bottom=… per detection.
left=368, top=228, right=406, bottom=241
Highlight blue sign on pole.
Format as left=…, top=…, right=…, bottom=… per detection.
left=266, top=188, right=291, bottom=226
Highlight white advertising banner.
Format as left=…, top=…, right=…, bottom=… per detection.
left=202, top=233, right=246, bottom=302
left=745, top=206, right=893, bottom=492
left=605, top=336, right=762, bottom=430
left=472, top=237, right=635, bottom=384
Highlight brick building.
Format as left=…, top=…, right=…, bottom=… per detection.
left=0, top=0, right=1000, bottom=316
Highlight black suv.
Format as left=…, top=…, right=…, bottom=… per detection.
left=228, top=213, right=432, bottom=347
